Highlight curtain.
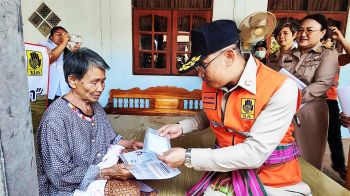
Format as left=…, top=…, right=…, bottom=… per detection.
left=139, top=15, right=152, bottom=31
left=309, top=0, right=347, bottom=11
left=175, top=0, right=212, bottom=9
left=154, top=15, right=167, bottom=32
left=133, top=0, right=212, bottom=9
left=268, top=0, right=306, bottom=10
left=133, top=0, right=171, bottom=8
left=192, top=16, right=206, bottom=29
left=178, top=16, right=190, bottom=32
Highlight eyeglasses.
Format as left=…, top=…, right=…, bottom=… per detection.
left=195, top=47, right=236, bottom=72
left=297, top=28, right=321, bottom=35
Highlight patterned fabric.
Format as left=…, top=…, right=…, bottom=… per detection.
left=187, top=170, right=267, bottom=196
left=264, top=142, right=299, bottom=165
left=66, top=100, right=95, bottom=123
left=36, top=97, right=123, bottom=196
left=104, top=180, right=158, bottom=196
left=186, top=142, right=299, bottom=196
left=104, top=180, right=140, bottom=196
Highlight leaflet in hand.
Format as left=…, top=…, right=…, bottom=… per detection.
left=279, top=68, right=307, bottom=90
left=143, top=127, right=171, bottom=155
left=121, top=150, right=180, bottom=179
left=120, top=127, right=180, bottom=179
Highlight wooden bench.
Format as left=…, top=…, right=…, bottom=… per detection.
left=105, top=86, right=350, bottom=195
left=105, top=86, right=202, bottom=116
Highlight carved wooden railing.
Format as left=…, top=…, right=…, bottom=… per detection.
left=105, top=86, right=202, bottom=116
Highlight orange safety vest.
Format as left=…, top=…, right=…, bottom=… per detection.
left=202, top=61, right=302, bottom=187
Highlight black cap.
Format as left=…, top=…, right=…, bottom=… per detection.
left=179, top=20, right=240, bottom=73
left=253, top=40, right=267, bottom=50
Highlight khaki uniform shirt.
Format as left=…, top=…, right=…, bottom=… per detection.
left=280, top=43, right=338, bottom=103
left=267, top=45, right=298, bottom=72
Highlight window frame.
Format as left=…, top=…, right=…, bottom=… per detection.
left=132, top=3, right=213, bottom=76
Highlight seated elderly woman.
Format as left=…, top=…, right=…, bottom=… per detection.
left=36, top=48, right=147, bottom=195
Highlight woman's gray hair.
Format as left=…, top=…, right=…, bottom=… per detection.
left=63, top=47, right=110, bottom=87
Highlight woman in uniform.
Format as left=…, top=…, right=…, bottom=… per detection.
left=267, top=18, right=299, bottom=71
left=280, top=14, right=338, bottom=170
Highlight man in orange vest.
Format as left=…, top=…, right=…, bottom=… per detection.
left=157, top=20, right=311, bottom=195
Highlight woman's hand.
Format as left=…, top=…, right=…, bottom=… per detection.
left=330, top=26, right=345, bottom=42
left=157, top=124, right=183, bottom=139
left=118, top=139, right=143, bottom=151
left=100, top=163, right=133, bottom=180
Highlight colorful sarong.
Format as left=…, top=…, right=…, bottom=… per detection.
left=186, top=142, right=299, bottom=196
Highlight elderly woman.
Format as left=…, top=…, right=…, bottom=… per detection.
left=267, top=18, right=299, bottom=71
left=280, top=14, right=338, bottom=170
left=36, top=48, right=145, bottom=195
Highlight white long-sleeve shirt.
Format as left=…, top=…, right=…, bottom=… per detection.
left=40, top=39, right=70, bottom=99
left=179, top=55, right=299, bottom=172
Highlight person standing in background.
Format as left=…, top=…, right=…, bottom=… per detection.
left=40, top=26, right=81, bottom=106
left=268, top=18, right=299, bottom=71
left=252, top=40, right=268, bottom=64
left=324, top=26, right=348, bottom=180
left=281, top=14, right=338, bottom=170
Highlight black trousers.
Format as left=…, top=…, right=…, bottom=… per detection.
left=326, top=99, right=346, bottom=170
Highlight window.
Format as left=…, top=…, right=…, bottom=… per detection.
left=268, top=0, right=349, bottom=51
left=28, top=3, right=61, bottom=37
left=132, top=0, right=213, bottom=75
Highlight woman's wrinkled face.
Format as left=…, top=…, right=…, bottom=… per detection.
left=276, top=27, right=296, bottom=48
left=297, top=19, right=326, bottom=50
left=73, top=65, right=106, bottom=103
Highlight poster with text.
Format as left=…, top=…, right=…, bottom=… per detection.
left=24, top=43, right=49, bottom=102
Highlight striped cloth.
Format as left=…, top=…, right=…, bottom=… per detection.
left=186, top=142, right=299, bottom=196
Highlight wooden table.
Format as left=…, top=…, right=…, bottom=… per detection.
left=300, top=158, right=350, bottom=195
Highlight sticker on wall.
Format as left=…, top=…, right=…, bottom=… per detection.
left=26, top=50, right=43, bottom=76
left=24, top=43, right=50, bottom=102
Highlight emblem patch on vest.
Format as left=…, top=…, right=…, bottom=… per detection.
left=202, top=92, right=217, bottom=110
left=241, top=98, right=255, bottom=120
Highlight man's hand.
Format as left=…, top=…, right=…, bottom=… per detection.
left=157, top=147, right=186, bottom=168
left=158, top=124, right=183, bottom=139
left=100, top=163, right=133, bottom=180
left=340, top=112, right=350, bottom=128
left=70, top=42, right=81, bottom=53
left=45, top=47, right=52, bottom=59
left=62, top=32, right=70, bottom=46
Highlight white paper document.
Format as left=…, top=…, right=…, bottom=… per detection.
left=279, top=68, right=307, bottom=90
left=121, top=150, right=180, bottom=179
left=143, top=127, right=171, bottom=155
left=120, top=127, right=180, bottom=180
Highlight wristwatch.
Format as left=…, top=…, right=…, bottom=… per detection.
left=184, top=148, right=193, bottom=168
